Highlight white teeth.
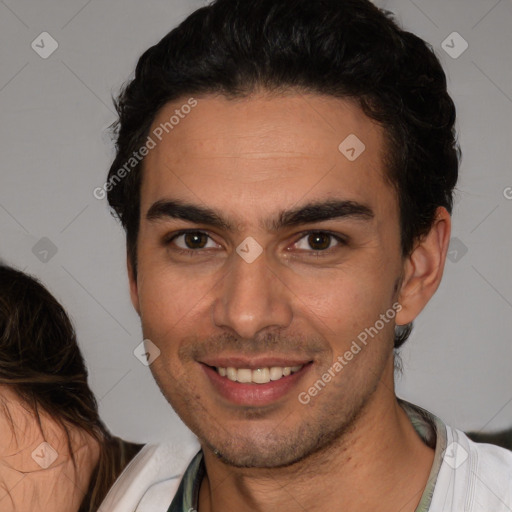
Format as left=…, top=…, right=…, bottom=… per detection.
left=237, top=369, right=252, bottom=383
left=217, top=365, right=304, bottom=384
left=252, top=368, right=270, bottom=384
left=269, top=366, right=283, bottom=381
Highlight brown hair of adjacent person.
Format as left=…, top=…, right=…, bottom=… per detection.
left=0, top=264, right=142, bottom=511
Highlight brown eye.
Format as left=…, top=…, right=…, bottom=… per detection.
left=307, top=233, right=331, bottom=251
left=183, top=232, right=209, bottom=249
left=170, top=231, right=218, bottom=251
left=293, top=231, right=345, bottom=253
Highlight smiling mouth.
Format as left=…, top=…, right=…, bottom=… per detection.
left=212, top=365, right=304, bottom=384
left=201, top=361, right=313, bottom=406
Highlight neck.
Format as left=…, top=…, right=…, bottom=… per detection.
left=198, top=383, right=434, bottom=512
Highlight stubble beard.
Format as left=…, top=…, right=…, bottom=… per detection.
left=163, top=373, right=380, bottom=470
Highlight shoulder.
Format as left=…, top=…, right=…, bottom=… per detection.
left=464, top=430, right=512, bottom=502
left=98, top=436, right=200, bottom=512
left=431, top=424, right=512, bottom=511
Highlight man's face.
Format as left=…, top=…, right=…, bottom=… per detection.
left=131, top=92, right=405, bottom=468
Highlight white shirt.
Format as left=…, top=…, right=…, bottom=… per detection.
left=98, top=401, right=512, bottom=512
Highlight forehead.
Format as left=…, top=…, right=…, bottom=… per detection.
left=141, top=92, right=393, bottom=223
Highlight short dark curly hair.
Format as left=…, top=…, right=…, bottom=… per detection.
left=106, top=0, right=460, bottom=349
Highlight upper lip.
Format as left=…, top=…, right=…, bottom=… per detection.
left=200, top=356, right=312, bottom=370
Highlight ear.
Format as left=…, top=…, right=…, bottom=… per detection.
left=395, top=207, right=451, bottom=326
left=127, top=253, right=140, bottom=316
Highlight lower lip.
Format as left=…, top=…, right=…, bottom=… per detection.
left=201, top=363, right=312, bottom=406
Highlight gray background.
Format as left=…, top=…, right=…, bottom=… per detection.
left=0, top=0, right=511, bottom=444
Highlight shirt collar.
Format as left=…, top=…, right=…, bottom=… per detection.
left=398, top=398, right=448, bottom=512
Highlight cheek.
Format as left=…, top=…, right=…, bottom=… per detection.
left=135, top=267, right=216, bottom=381
left=286, top=266, right=394, bottom=336
left=136, top=263, right=212, bottom=334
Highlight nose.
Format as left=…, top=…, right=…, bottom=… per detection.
left=211, top=245, right=293, bottom=340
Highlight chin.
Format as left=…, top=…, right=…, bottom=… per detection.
left=200, top=421, right=339, bottom=469
left=208, top=444, right=309, bottom=469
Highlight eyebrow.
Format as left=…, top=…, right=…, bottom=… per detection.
left=146, top=198, right=374, bottom=232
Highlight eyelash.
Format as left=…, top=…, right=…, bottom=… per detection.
left=164, top=230, right=347, bottom=258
